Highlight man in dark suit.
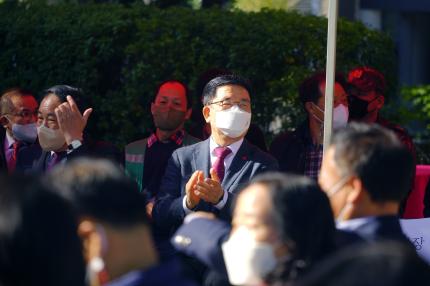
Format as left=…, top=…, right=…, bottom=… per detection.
left=0, top=88, right=41, bottom=173
left=153, top=75, right=278, bottom=234
left=31, top=85, right=92, bottom=172
left=318, top=123, right=414, bottom=243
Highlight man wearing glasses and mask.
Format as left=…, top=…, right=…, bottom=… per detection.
left=0, top=88, right=40, bottom=173
left=153, top=75, right=278, bottom=235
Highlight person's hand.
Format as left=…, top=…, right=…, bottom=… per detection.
left=55, top=95, right=93, bottom=145
left=185, top=171, right=203, bottom=209
left=146, top=199, right=155, bottom=220
left=194, top=168, right=224, bottom=205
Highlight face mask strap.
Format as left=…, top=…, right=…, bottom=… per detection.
left=327, top=175, right=351, bottom=197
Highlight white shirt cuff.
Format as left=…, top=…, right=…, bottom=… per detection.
left=182, top=196, right=194, bottom=215
left=214, top=190, right=228, bottom=210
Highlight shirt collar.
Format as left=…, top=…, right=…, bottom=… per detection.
left=209, top=136, right=244, bottom=157
left=147, top=129, right=185, bottom=148
left=5, top=131, right=15, bottom=149
left=336, top=216, right=375, bottom=232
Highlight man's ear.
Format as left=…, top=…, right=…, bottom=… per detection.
left=150, top=102, right=156, bottom=116
left=185, top=108, right=192, bottom=120
left=78, top=219, right=97, bottom=239
left=375, top=95, right=385, bottom=109
left=203, top=106, right=211, bottom=123
left=0, top=116, right=9, bottom=128
left=304, top=102, right=314, bottom=114
left=346, top=176, right=364, bottom=204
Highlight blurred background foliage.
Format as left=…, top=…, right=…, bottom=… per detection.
left=0, top=2, right=397, bottom=149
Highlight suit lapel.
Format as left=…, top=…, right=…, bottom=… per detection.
left=222, top=140, right=251, bottom=191
left=193, top=139, right=211, bottom=178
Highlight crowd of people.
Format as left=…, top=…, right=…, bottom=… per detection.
left=0, top=66, right=429, bottom=286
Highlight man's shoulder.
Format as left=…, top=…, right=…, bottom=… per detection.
left=243, top=140, right=278, bottom=166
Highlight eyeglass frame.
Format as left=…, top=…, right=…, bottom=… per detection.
left=207, top=98, right=251, bottom=110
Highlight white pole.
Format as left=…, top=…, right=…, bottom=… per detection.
left=323, top=0, right=339, bottom=155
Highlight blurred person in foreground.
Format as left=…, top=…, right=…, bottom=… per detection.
left=318, top=123, right=414, bottom=243
left=47, top=158, right=196, bottom=286
left=0, top=174, right=85, bottom=286
left=0, top=88, right=40, bottom=173
left=173, top=172, right=338, bottom=286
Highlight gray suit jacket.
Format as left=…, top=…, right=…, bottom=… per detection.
left=152, top=138, right=278, bottom=233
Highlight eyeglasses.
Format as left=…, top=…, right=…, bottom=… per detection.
left=7, top=109, right=37, bottom=119
left=208, top=99, right=251, bottom=110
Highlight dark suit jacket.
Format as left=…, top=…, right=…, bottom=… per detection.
left=340, top=215, right=412, bottom=244
left=152, top=138, right=278, bottom=233
left=1, top=129, right=42, bottom=173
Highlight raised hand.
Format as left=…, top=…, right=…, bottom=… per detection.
left=55, top=95, right=93, bottom=145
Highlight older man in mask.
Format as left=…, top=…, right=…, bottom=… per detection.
left=125, top=80, right=199, bottom=196
left=152, top=75, right=278, bottom=236
left=0, top=88, right=40, bottom=173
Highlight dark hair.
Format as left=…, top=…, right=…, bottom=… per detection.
left=202, top=74, right=253, bottom=105
left=1, top=88, right=35, bottom=116
left=298, top=71, right=346, bottom=106
left=330, top=123, right=414, bottom=202
left=46, top=158, right=149, bottom=228
left=296, top=242, right=430, bottom=286
left=250, top=172, right=336, bottom=282
left=196, top=68, right=232, bottom=101
left=42, top=85, right=86, bottom=112
left=0, top=174, right=85, bottom=286
left=153, top=80, right=192, bottom=109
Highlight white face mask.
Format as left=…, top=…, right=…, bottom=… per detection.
left=222, top=227, right=277, bottom=286
left=332, top=104, right=349, bottom=129
left=11, top=123, right=38, bottom=143
left=37, top=125, right=66, bottom=151
left=215, top=105, right=251, bottom=138
left=311, top=103, right=349, bottom=129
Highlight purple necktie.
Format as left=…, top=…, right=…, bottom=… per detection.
left=213, top=147, right=232, bottom=182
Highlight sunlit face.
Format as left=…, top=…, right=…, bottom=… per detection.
left=151, top=82, right=189, bottom=113
left=2, top=95, right=38, bottom=135
left=310, top=82, right=348, bottom=121
left=37, top=94, right=61, bottom=129
left=203, top=84, right=251, bottom=140
left=318, top=146, right=350, bottom=217
left=232, top=183, right=287, bottom=257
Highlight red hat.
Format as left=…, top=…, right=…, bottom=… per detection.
left=347, top=66, right=386, bottom=94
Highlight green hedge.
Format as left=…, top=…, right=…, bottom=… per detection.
left=0, top=3, right=397, bottom=146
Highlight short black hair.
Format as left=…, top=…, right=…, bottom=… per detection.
left=42, top=85, right=86, bottom=112
left=0, top=174, right=85, bottom=286
left=46, top=158, right=149, bottom=228
left=298, top=72, right=346, bottom=106
left=202, top=74, right=253, bottom=106
left=153, top=80, right=192, bottom=109
left=250, top=172, right=336, bottom=282
left=330, top=123, right=414, bottom=202
left=296, top=242, right=430, bottom=286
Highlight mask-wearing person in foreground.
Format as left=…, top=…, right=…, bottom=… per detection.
left=172, top=172, right=337, bottom=286
left=0, top=88, right=39, bottom=173
left=47, top=158, right=197, bottom=286
left=318, top=123, right=414, bottom=244
left=270, top=71, right=349, bottom=180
